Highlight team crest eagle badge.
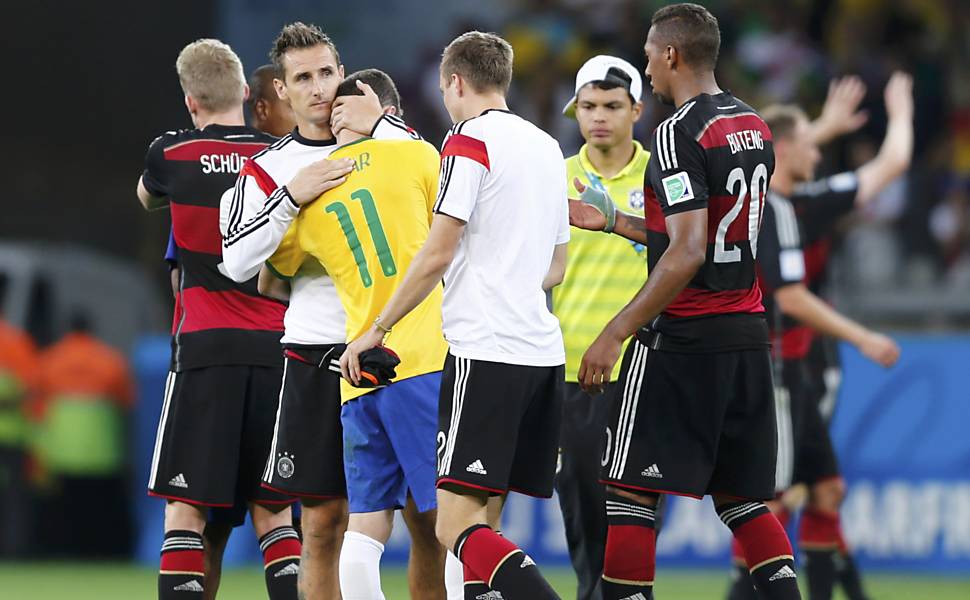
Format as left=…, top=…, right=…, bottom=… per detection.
left=277, top=453, right=295, bottom=479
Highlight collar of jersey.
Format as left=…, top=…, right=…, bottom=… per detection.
left=578, top=140, right=647, bottom=181
left=479, top=108, right=514, bottom=116
left=332, top=136, right=373, bottom=152
left=291, top=126, right=337, bottom=147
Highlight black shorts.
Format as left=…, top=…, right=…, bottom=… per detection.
left=436, top=354, right=564, bottom=498
left=600, top=340, right=777, bottom=501
left=780, top=359, right=840, bottom=487
left=262, top=345, right=347, bottom=499
left=148, top=365, right=293, bottom=507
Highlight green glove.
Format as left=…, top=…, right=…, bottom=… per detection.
left=579, top=184, right=617, bottom=233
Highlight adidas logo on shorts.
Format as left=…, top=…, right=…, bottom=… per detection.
left=466, top=459, right=487, bottom=475
left=274, top=563, right=300, bottom=578
left=641, top=464, right=663, bottom=479
left=169, top=473, right=189, bottom=488
left=619, top=593, right=649, bottom=600
left=173, top=579, right=204, bottom=592
left=768, top=565, right=797, bottom=581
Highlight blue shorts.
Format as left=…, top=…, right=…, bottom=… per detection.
left=341, top=372, right=440, bottom=514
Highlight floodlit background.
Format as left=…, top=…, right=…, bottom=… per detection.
left=1, top=0, right=968, bottom=597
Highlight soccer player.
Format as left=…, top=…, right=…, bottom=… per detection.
left=263, top=68, right=450, bottom=600
left=219, top=23, right=444, bottom=599
left=728, top=75, right=912, bottom=600
left=342, top=31, right=570, bottom=599
left=137, top=39, right=300, bottom=600
left=721, top=102, right=903, bottom=600
left=571, top=4, right=800, bottom=599
left=555, top=54, right=649, bottom=600
left=247, top=64, right=296, bottom=138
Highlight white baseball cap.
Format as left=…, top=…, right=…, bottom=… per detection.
left=563, top=55, right=643, bottom=117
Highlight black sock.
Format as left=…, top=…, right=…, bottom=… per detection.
left=259, top=526, right=301, bottom=600
left=158, top=530, right=205, bottom=599
left=455, top=524, right=559, bottom=600
left=835, top=551, right=870, bottom=600
left=804, top=549, right=837, bottom=600
left=726, top=563, right=760, bottom=600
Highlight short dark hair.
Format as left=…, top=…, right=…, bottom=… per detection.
left=761, top=104, right=808, bottom=141
left=441, top=31, right=513, bottom=94
left=270, top=22, right=341, bottom=78
left=247, top=64, right=279, bottom=108
left=334, top=69, right=403, bottom=115
left=583, top=80, right=636, bottom=106
left=650, top=3, right=721, bottom=70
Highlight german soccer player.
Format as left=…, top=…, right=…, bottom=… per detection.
left=264, top=68, right=451, bottom=600
left=342, top=31, right=569, bottom=600
left=247, top=64, right=296, bottom=138
left=219, top=23, right=445, bottom=600
left=555, top=54, right=649, bottom=600
left=726, top=76, right=912, bottom=600
left=137, top=39, right=300, bottom=600
left=572, top=4, right=799, bottom=599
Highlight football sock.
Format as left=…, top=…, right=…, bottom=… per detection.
left=455, top=524, right=558, bottom=599
left=462, top=560, right=492, bottom=599
left=799, top=508, right=841, bottom=600
left=727, top=538, right=759, bottom=600
left=339, top=531, right=386, bottom=600
left=259, top=526, right=302, bottom=600
left=158, top=529, right=205, bottom=599
left=601, top=491, right=657, bottom=600
left=834, top=549, right=869, bottom=600
left=442, top=550, right=466, bottom=599
left=717, top=502, right=800, bottom=600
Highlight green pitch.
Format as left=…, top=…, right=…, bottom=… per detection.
left=1, top=563, right=967, bottom=599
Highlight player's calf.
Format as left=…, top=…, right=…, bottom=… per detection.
left=252, top=504, right=301, bottom=600
left=402, top=501, right=448, bottom=600
left=715, top=500, right=801, bottom=600
left=300, top=498, right=347, bottom=600
left=339, top=510, right=395, bottom=599
left=601, top=488, right=658, bottom=600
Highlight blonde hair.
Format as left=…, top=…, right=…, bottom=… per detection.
left=176, top=39, right=246, bottom=112
left=441, top=31, right=514, bottom=94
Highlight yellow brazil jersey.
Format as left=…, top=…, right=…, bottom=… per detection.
left=268, top=137, right=447, bottom=402
left=552, top=141, right=650, bottom=382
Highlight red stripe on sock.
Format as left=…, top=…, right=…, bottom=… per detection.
left=799, top=508, right=841, bottom=547
left=603, top=524, right=656, bottom=583
left=263, top=538, right=302, bottom=566
left=734, top=513, right=793, bottom=570
left=160, top=549, right=204, bottom=573
left=731, top=537, right=746, bottom=563
left=460, top=527, right=520, bottom=586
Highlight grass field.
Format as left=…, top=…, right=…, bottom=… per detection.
left=1, top=563, right=968, bottom=599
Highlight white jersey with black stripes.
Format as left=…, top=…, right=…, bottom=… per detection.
left=219, top=114, right=420, bottom=345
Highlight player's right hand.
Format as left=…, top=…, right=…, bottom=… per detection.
left=858, top=332, right=900, bottom=368
left=578, top=330, right=623, bottom=395
left=286, top=157, right=356, bottom=206
left=569, top=177, right=616, bottom=232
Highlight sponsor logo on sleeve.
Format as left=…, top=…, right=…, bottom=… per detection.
left=661, top=172, right=695, bottom=205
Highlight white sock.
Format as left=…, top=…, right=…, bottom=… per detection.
left=445, top=550, right=465, bottom=600
left=339, top=531, right=386, bottom=600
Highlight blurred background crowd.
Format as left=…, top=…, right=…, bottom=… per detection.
left=1, top=0, right=967, bottom=560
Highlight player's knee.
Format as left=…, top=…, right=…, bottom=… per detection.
left=302, top=500, right=348, bottom=548
left=435, top=518, right=462, bottom=553
left=164, top=500, right=206, bottom=534
left=811, top=477, right=845, bottom=510
left=250, top=503, right=293, bottom=537
left=608, top=485, right=659, bottom=508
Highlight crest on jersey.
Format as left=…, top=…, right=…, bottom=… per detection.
left=661, top=171, right=695, bottom=205
left=277, top=453, right=295, bottom=479
left=628, top=189, right=645, bottom=210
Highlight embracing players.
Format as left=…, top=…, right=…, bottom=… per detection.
left=572, top=4, right=800, bottom=599
left=343, top=31, right=570, bottom=599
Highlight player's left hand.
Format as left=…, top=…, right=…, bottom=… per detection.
left=340, top=327, right=385, bottom=385
left=578, top=330, right=624, bottom=395
left=331, top=81, right=384, bottom=136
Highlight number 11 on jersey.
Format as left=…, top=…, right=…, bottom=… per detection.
left=325, top=188, right=397, bottom=288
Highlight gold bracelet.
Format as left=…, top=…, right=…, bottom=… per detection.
left=374, top=316, right=392, bottom=334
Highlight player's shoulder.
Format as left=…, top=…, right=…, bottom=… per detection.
left=250, top=132, right=296, bottom=162
left=147, top=128, right=192, bottom=151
